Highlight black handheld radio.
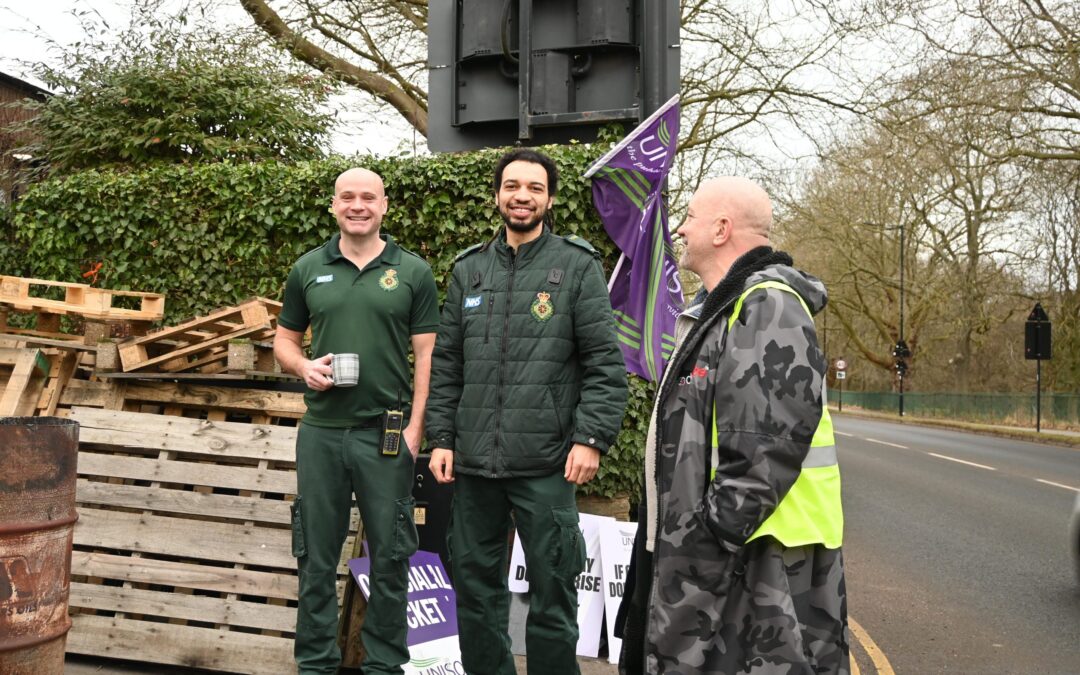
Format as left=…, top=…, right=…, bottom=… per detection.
left=381, top=392, right=405, bottom=456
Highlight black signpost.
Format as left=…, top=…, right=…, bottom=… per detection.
left=1024, top=303, right=1051, bottom=432
left=835, top=359, right=847, bottom=412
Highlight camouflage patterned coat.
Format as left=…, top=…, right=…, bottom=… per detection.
left=641, top=254, right=849, bottom=674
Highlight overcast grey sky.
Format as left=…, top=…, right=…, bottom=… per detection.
left=0, top=0, right=415, bottom=156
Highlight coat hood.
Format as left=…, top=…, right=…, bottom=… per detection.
left=744, top=263, right=828, bottom=316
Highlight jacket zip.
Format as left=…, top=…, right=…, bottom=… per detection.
left=493, top=250, right=516, bottom=477
left=484, top=290, right=494, bottom=343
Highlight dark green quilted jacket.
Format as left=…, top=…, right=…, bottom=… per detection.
left=425, top=228, right=628, bottom=478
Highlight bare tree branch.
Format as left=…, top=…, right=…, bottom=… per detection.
left=237, top=0, right=427, bottom=135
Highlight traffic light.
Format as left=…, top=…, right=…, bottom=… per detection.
left=892, top=340, right=911, bottom=359
left=428, top=0, right=680, bottom=152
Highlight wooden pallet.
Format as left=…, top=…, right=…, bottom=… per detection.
left=0, top=335, right=97, bottom=414
left=117, top=298, right=281, bottom=374
left=67, top=407, right=359, bottom=674
left=57, top=379, right=306, bottom=422
left=0, top=347, right=51, bottom=415
left=0, top=275, right=165, bottom=322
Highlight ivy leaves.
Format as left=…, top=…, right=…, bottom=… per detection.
left=6, top=144, right=647, bottom=499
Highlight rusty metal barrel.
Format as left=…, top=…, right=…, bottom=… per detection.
left=0, top=417, right=79, bottom=675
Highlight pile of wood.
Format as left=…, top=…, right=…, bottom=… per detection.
left=108, top=297, right=282, bottom=377
left=0, top=275, right=360, bottom=674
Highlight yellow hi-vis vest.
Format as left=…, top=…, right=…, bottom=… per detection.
left=710, top=280, right=843, bottom=549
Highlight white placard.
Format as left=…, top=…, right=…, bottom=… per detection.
left=508, top=530, right=529, bottom=593
left=598, top=519, right=637, bottom=664
left=506, top=512, right=611, bottom=657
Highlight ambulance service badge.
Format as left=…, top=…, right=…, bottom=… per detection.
left=378, top=269, right=399, bottom=291
left=531, top=291, right=553, bottom=322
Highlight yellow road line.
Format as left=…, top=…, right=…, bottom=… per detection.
left=849, top=617, right=895, bottom=675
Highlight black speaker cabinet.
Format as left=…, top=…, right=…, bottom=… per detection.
left=412, top=454, right=454, bottom=578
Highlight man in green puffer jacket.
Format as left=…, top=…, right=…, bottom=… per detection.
left=426, top=148, right=628, bottom=674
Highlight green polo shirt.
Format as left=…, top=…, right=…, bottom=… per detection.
left=278, top=233, right=440, bottom=428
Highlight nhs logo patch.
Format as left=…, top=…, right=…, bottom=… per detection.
left=316, top=274, right=334, bottom=283
left=463, top=295, right=483, bottom=309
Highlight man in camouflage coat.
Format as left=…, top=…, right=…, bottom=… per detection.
left=617, top=177, right=849, bottom=675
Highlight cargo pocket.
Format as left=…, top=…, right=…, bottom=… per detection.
left=391, top=497, right=420, bottom=561
left=290, top=497, right=306, bottom=558
left=550, top=506, right=586, bottom=581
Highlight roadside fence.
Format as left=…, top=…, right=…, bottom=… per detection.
left=827, top=390, right=1080, bottom=429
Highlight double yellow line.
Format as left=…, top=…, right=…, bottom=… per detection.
left=849, top=617, right=896, bottom=675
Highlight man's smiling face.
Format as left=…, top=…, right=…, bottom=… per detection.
left=332, top=170, right=388, bottom=238
left=497, top=160, right=553, bottom=234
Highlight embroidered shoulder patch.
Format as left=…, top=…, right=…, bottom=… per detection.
left=378, top=269, right=399, bottom=291
left=531, top=292, right=554, bottom=322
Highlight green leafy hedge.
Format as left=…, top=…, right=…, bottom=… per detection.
left=7, top=144, right=652, bottom=499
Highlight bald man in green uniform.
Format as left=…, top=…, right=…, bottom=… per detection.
left=274, top=168, right=440, bottom=674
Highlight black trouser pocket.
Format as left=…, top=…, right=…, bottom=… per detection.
left=290, top=496, right=306, bottom=558
left=550, top=506, right=586, bottom=580
left=391, top=497, right=420, bottom=561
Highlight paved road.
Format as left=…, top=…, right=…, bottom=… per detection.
left=836, top=413, right=1080, bottom=674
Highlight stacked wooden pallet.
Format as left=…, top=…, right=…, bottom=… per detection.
left=109, top=298, right=283, bottom=376
left=0, top=275, right=366, bottom=673
left=66, top=407, right=324, bottom=674
left=0, top=343, right=95, bottom=416
left=0, top=275, right=165, bottom=415
left=0, top=274, right=165, bottom=342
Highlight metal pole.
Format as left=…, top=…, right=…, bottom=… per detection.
left=1036, top=358, right=1042, bottom=433
left=517, top=0, right=532, bottom=141
left=823, top=307, right=828, bottom=363
left=839, top=378, right=843, bottom=413
left=641, top=0, right=673, bottom=118
left=899, top=220, right=905, bottom=417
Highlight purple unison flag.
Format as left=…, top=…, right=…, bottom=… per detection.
left=585, top=95, right=682, bottom=382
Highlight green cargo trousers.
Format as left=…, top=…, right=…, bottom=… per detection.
left=292, top=423, right=418, bottom=675
left=450, top=471, right=586, bottom=675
